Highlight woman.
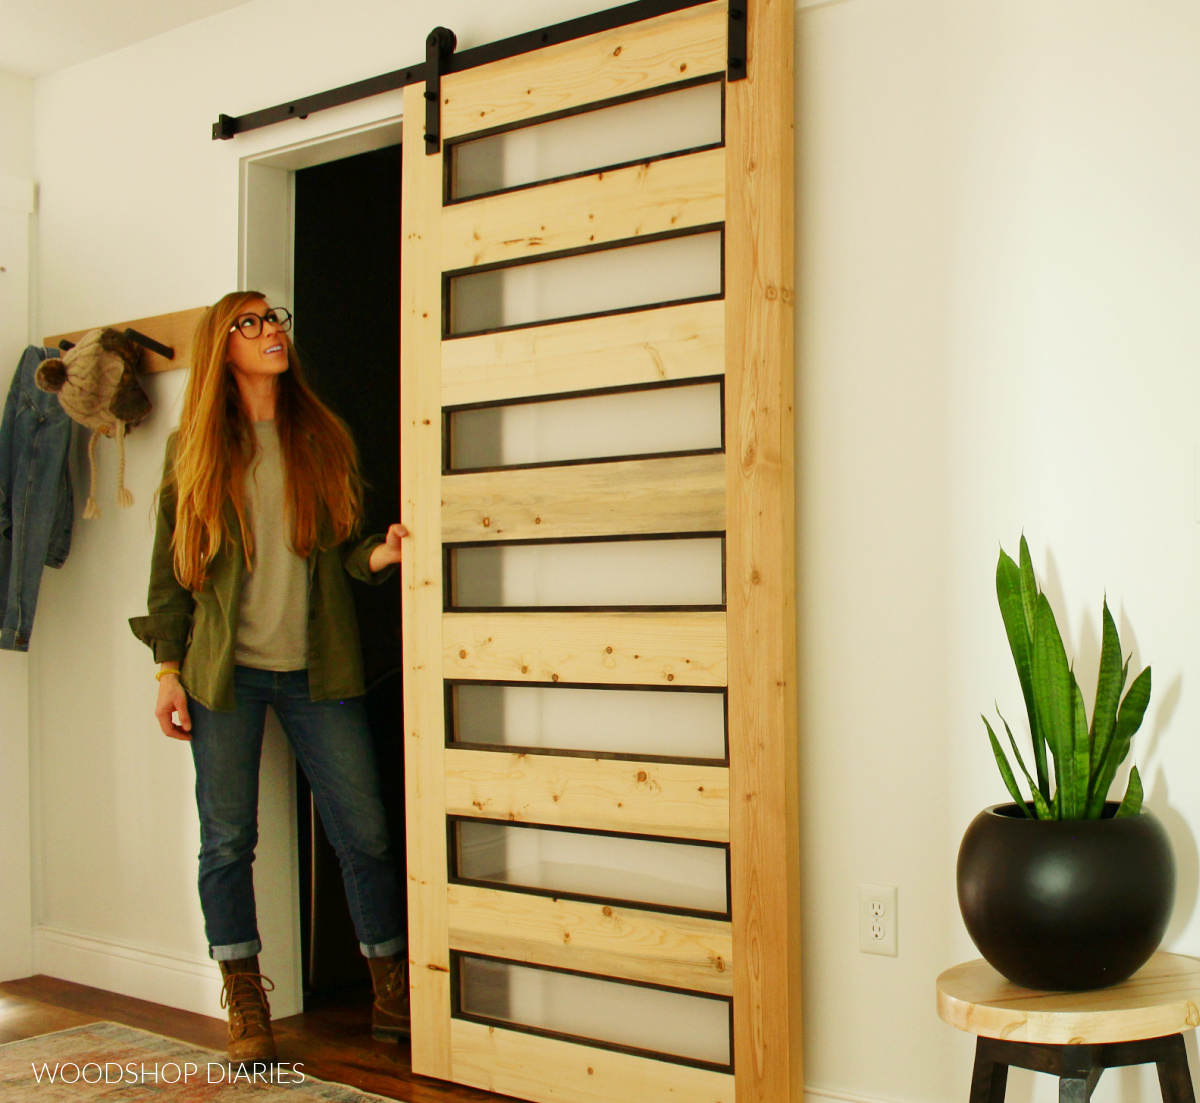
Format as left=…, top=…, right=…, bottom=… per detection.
left=130, top=291, right=409, bottom=1064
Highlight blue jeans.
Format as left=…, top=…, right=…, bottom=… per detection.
left=189, top=666, right=405, bottom=961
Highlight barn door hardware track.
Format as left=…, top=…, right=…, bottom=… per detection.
left=212, top=0, right=744, bottom=140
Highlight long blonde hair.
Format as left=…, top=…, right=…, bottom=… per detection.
left=167, top=290, right=362, bottom=590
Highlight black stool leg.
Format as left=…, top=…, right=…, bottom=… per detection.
left=970, top=1038, right=1009, bottom=1103
left=1058, top=1046, right=1102, bottom=1103
left=1156, top=1034, right=1197, bottom=1103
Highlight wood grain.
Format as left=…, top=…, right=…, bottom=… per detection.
left=723, top=1, right=801, bottom=1101
left=442, top=453, right=726, bottom=543
left=442, top=148, right=725, bottom=270
left=44, top=306, right=206, bottom=375
left=451, top=1018, right=735, bottom=1103
left=441, top=2, right=727, bottom=141
left=441, top=300, right=725, bottom=408
left=936, top=954, right=1200, bottom=1045
left=444, top=748, right=729, bottom=840
left=448, top=884, right=734, bottom=996
left=443, top=610, right=727, bottom=688
left=400, top=80, right=452, bottom=1080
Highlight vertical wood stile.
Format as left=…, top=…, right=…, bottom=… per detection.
left=400, top=79, right=452, bottom=1080
left=724, top=1, right=800, bottom=1101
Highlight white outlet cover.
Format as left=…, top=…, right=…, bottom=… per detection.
left=859, top=883, right=898, bottom=956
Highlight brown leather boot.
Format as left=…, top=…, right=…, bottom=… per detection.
left=367, top=954, right=410, bottom=1041
left=218, top=956, right=276, bottom=1063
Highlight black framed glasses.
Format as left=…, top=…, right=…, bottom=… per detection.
left=229, top=307, right=292, bottom=340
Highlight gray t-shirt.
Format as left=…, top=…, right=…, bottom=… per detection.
left=234, top=420, right=309, bottom=670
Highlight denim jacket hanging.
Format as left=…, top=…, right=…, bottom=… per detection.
left=0, top=345, right=74, bottom=650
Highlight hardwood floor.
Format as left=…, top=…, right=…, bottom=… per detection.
left=0, top=975, right=508, bottom=1102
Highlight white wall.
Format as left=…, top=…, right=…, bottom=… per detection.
left=797, top=1, right=1200, bottom=1101
left=0, top=67, right=35, bottom=983
left=20, top=0, right=1200, bottom=1100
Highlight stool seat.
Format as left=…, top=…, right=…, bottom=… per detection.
left=937, top=952, right=1200, bottom=1045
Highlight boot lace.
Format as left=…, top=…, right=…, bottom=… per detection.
left=220, top=972, right=275, bottom=1039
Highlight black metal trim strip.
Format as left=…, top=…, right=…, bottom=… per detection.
left=446, top=445, right=723, bottom=478
left=213, top=0, right=723, bottom=139
left=450, top=140, right=725, bottom=206
left=448, top=816, right=732, bottom=919
left=450, top=603, right=726, bottom=614
left=446, top=528, right=727, bottom=550
left=452, top=949, right=734, bottom=1072
left=453, top=1009, right=734, bottom=1075
left=452, top=813, right=730, bottom=851
left=444, top=678, right=732, bottom=765
left=458, top=947, right=733, bottom=1001
left=447, top=739, right=730, bottom=770
left=445, top=532, right=727, bottom=612
left=444, top=73, right=725, bottom=203
left=444, top=223, right=725, bottom=340
left=445, top=375, right=724, bottom=472
left=445, top=371, right=725, bottom=416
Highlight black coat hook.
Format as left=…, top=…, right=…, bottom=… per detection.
left=123, top=328, right=175, bottom=360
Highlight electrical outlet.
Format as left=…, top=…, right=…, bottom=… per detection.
left=859, top=883, right=897, bottom=956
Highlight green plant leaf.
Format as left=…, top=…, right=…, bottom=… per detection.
left=983, top=715, right=1033, bottom=818
left=1031, top=593, right=1076, bottom=817
left=997, top=546, right=1049, bottom=801
left=998, top=709, right=1053, bottom=819
left=1115, top=764, right=1143, bottom=818
left=1087, top=600, right=1126, bottom=804
left=1070, top=671, right=1091, bottom=818
left=1018, top=536, right=1038, bottom=638
left=1085, top=665, right=1152, bottom=818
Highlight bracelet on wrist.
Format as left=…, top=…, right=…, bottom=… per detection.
left=155, top=668, right=181, bottom=682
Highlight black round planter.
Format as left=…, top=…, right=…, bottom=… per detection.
left=957, top=803, right=1176, bottom=991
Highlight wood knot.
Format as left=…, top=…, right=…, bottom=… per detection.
left=459, top=650, right=467, bottom=659
left=602, top=906, right=613, bottom=917
left=482, top=517, right=490, bottom=527
left=606, top=646, right=613, bottom=654
left=612, top=45, right=622, bottom=56
left=765, top=285, right=778, bottom=301
left=552, top=673, right=560, bottom=682
left=637, top=771, right=648, bottom=782
left=667, top=673, right=675, bottom=681
left=521, top=665, right=529, bottom=674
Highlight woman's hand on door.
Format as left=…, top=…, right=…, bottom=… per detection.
left=369, top=523, right=409, bottom=572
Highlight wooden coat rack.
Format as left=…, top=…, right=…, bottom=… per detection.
left=44, top=306, right=205, bottom=374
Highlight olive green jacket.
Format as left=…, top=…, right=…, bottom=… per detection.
left=128, top=439, right=394, bottom=712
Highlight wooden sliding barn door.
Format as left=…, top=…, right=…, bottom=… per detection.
left=400, top=2, right=796, bottom=1101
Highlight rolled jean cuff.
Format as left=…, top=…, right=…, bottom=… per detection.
left=210, top=938, right=262, bottom=962
left=361, top=933, right=406, bottom=959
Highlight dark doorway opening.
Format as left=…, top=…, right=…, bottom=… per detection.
left=291, top=142, right=405, bottom=1011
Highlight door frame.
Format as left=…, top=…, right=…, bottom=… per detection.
left=236, top=113, right=405, bottom=1017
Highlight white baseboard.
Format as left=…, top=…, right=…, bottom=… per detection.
left=807, top=1087, right=906, bottom=1103
left=31, top=926, right=223, bottom=1020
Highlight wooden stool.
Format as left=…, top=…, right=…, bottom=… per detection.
left=937, top=953, right=1200, bottom=1102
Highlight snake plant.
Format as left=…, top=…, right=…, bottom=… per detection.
left=983, top=536, right=1151, bottom=820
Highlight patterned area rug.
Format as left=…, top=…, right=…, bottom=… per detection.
left=0, top=1021, right=394, bottom=1101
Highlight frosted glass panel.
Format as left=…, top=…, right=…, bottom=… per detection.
left=455, top=820, right=728, bottom=915
left=451, top=537, right=723, bottom=609
left=458, top=955, right=731, bottom=1067
left=452, top=684, right=726, bottom=760
left=449, top=381, right=722, bottom=470
left=450, top=79, right=723, bottom=200
left=448, top=231, right=722, bottom=336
